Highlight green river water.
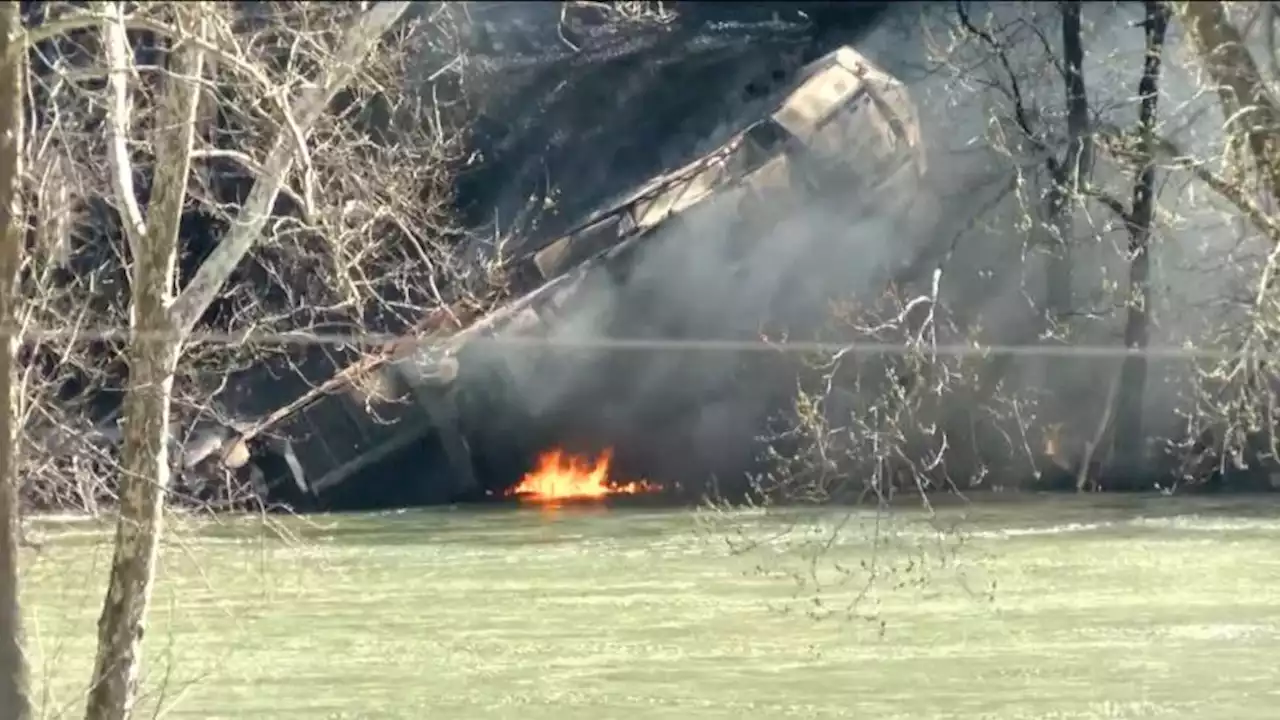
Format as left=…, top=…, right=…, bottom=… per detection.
left=21, top=496, right=1280, bottom=719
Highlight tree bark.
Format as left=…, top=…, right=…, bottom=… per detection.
left=85, top=4, right=415, bottom=717
left=1032, top=1, right=1093, bottom=445
left=1172, top=1, right=1280, bottom=202
left=1045, top=0, right=1090, bottom=328
left=1044, top=1, right=1091, bottom=377
left=83, top=5, right=205, bottom=719
left=1112, top=2, right=1169, bottom=478
left=167, top=0, right=411, bottom=337
left=0, top=2, right=30, bottom=717
left=100, top=0, right=147, bottom=254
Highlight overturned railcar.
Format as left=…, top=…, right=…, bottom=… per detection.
left=219, top=45, right=932, bottom=507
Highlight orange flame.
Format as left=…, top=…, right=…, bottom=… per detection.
left=511, top=448, right=655, bottom=503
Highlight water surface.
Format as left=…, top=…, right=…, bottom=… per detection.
left=24, top=496, right=1280, bottom=718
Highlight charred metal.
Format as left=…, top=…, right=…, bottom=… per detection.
left=209, top=44, right=933, bottom=511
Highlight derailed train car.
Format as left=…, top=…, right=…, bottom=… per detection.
left=211, top=45, right=933, bottom=507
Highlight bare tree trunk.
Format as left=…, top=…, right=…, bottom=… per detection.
left=1044, top=1, right=1091, bottom=389
left=954, top=1, right=1094, bottom=424
left=167, top=0, right=412, bottom=336
left=83, top=6, right=205, bottom=718
left=85, top=4, right=413, bottom=718
left=1172, top=1, right=1280, bottom=201
left=1112, top=1, right=1169, bottom=478
left=0, top=3, right=30, bottom=717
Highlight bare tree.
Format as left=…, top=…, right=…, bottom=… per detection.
left=82, top=4, right=209, bottom=717
left=1046, top=0, right=1092, bottom=368
left=73, top=3, right=419, bottom=718
left=0, top=0, right=485, bottom=713
left=11, top=0, right=481, bottom=504
left=718, top=0, right=1280, bottom=519
left=0, top=2, right=32, bottom=717
left=1147, top=1, right=1280, bottom=488
left=1173, top=1, right=1280, bottom=202
left=1110, top=1, right=1169, bottom=475
left=948, top=1, right=1101, bottom=435
left=923, top=1, right=1280, bottom=490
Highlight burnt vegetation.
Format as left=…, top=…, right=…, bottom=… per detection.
left=5, top=2, right=1280, bottom=518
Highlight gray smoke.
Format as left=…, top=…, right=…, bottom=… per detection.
left=439, top=1, right=1262, bottom=487
left=443, top=5, right=943, bottom=484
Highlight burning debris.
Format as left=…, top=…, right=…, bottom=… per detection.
left=510, top=448, right=657, bottom=503
left=220, top=41, right=925, bottom=509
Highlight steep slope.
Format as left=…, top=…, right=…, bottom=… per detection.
left=453, top=2, right=894, bottom=254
